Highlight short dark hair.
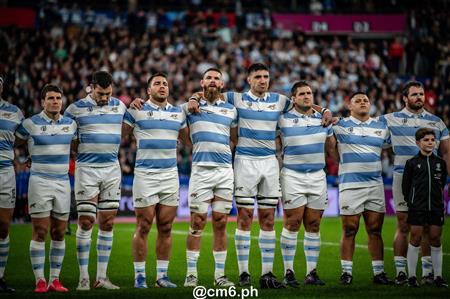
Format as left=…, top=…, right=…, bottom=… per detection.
left=349, top=91, right=367, bottom=101
left=203, top=68, right=222, bottom=78
left=415, top=128, right=435, bottom=141
left=147, top=72, right=168, bottom=87
left=247, top=63, right=269, bottom=75
left=402, top=81, right=423, bottom=97
left=40, top=84, right=63, bottom=100
left=290, top=80, right=311, bottom=96
left=92, top=71, right=113, bottom=88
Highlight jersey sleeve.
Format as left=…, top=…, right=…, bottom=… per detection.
left=15, top=119, right=30, bottom=140
left=231, top=107, right=238, bottom=128
left=326, top=124, right=333, bottom=137
left=225, top=91, right=235, bottom=106
left=71, top=121, right=78, bottom=140
left=123, top=109, right=136, bottom=127
left=438, top=119, right=449, bottom=141
left=180, top=107, right=187, bottom=129
left=280, top=94, right=292, bottom=112
left=64, top=103, right=76, bottom=120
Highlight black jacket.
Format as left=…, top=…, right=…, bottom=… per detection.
left=402, top=152, right=448, bottom=211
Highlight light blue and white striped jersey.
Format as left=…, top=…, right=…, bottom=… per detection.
left=225, top=91, right=291, bottom=159
left=183, top=99, right=238, bottom=167
left=278, top=110, right=332, bottom=173
left=64, top=95, right=127, bottom=167
left=379, top=108, right=449, bottom=174
left=15, top=111, right=77, bottom=180
left=0, top=100, right=24, bottom=168
left=124, top=100, right=186, bottom=172
left=333, top=116, right=389, bottom=191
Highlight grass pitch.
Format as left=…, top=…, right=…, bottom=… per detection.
left=5, top=217, right=449, bottom=298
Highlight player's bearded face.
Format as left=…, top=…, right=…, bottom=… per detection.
left=293, top=86, right=313, bottom=110
left=201, top=71, right=223, bottom=101
left=92, top=85, right=112, bottom=106
left=149, top=77, right=169, bottom=102
left=405, top=87, right=424, bottom=111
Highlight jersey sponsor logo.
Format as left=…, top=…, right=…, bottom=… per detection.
left=88, top=107, right=94, bottom=112
left=219, top=109, right=228, bottom=115
left=111, top=107, right=119, bottom=113
left=235, top=186, right=244, bottom=191
left=267, top=104, right=276, bottom=110
left=293, top=118, right=299, bottom=124
left=77, top=190, right=85, bottom=195
left=170, top=114, right=179, bottom=119
left=147, top=111, right=153, bottom=118
left=190, top=192, right=198, bottom=198
left=135, top=198, right=144, bottom=203
left=62, top=126, right=70, bottom=132
left=341, top=205, right=349, bottom=210
left=427, top=122, right=437, bottom=128
left=402, top=118, right=408, bottom=124
left=347, top=127, right=354, bottom=134
left=40, top=126, right=47, bottom=132
left=2, top=112, right=12, bottom=119
left=374, top=130, right=382, bottom=136
left=398, top=202, right=407, bottom=207
left=436, top=163, right=441, bottom=171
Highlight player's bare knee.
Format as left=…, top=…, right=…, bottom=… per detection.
left=157, top=222, right=173, bottom=237
left=79, top=217, right=94, bottom=231
left=33, top=225, right=48, bottom=242
left=428, top=234, right=441, bottom=247
left=398, top=223, right=410, bottom=235
left=305, top=219, right=321, bottom=233
left=409, top=234, right=422, bottom=246
left=285, top=217, right=301, bottom=232
left=366, top=225, right=382, bottom=238
left=238, top=214, right=252, bottom=230
left=50, top=227, right=65, bottom=241
left=212, top=216, right=227, bottom=232
left=343, top=226, right=358, bottom=238
left=0, top=224, right=9, bottom=239
left=137, top=220, right=151, bottom=236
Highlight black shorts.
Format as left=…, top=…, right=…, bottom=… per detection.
left=407, top=210, right=445, bottom=226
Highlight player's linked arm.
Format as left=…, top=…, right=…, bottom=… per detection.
left=325, top=135, right=339, bottom=162
left=178, top=127, right=192, bottom=152
left=438, top=138, right=450, bottom=194
left=230, top=127, right=238, bottom=152
left=401, top=161, right=413, bottom=203
left=311, top=103, right=332, bottom=126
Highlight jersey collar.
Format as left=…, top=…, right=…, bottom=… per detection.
left=401, top=107, right=426, bottom=118
left=146, top=99, right=172, bottom=111
left=39, top=111, right=62, bottom=123
left=350, top=115, right=374, bottom=125
left=247, top=90, right=269, bottom=101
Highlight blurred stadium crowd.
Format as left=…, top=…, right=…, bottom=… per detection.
left=0, top=0, right=449, bottom=217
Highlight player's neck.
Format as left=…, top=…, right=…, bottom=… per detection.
left=405, top=106, right=424, bottom=115
left=150, top=97, right=168, bottom=108
left=250, top=89, right=266, bottom=98
left=294, top=105, right=313, bottom=115
left=44, top=110, right=60, bottom=121
left=420, top=149, right=432, bottom=156
left=351, top=113, right=370, bottom=122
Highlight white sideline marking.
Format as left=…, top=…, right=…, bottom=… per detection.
left=119, top=227, right=450, bottom=256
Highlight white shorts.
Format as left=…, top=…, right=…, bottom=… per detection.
left=75, top=164, right=121, bottom=201
left=339, top=184, right=385, bottom=216
left=28, top=175, right=70, bottom=220
left=234, top=156, right=281, bottom=209
left=0, top=167, right=16, bottom=209
left=393, top=172, right=408, bottom=212
left=133, top=168, right=179, bottom=208
left=281, top=168, right=328, bottom=210
left=188, top=166, right=234, bottom=214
